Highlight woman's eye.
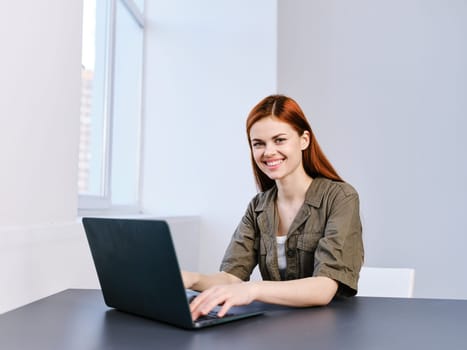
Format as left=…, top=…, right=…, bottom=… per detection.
left=252, top=142, right=264, bottom=148
left=275, top=138, right=286, bottom=144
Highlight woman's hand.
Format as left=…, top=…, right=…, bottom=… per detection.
left=189, top=282, right=257, bottom=320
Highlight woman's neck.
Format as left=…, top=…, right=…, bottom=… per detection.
left=276, top=172, right=313, bottom=204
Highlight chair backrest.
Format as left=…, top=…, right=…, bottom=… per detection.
left=357, top=266, right=415, bottom=298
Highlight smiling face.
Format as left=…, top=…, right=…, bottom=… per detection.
left=249, top=116, right=310, bottom=183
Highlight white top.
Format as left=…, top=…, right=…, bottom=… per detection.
left=276, top=235, right=287, bottom=277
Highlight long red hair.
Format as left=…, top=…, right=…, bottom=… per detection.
left=246, top=95, right=343, bottom=192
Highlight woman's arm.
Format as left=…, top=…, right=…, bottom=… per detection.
left=189, top=276, right=338, bottom=320
left=182, top=270, right=242, bottom=291
left=250, top=276, right=338, bottom=306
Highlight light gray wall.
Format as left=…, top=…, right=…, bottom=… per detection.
left=278, top=0, right=467, bottom=299
left=0, top=1, right=81, bottom=225
left=0, top=0, right=100, bottom=313
left=142, top=0, right=277, bottom=272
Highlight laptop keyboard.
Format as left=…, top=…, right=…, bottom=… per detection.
left=196, top=310, right=234, bottom=321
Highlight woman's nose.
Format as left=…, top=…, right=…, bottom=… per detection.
left=264, top=143, right=276, bottom=156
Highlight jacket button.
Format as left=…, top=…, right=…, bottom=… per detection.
left=287, top=249, right=295, bottom=258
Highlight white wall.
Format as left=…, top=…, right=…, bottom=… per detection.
left=277, top=0, right=467, bottom=299
left=0, top=0, right=100, bottom=313
left=142, top=0, right=277, bottom=273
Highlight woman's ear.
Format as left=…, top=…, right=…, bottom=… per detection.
left=301, top=131, right=310, bottom=150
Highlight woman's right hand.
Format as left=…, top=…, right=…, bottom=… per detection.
left=189, top=282, right=257, bottom=320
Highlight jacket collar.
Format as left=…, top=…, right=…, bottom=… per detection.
left=254, top=177, right=329, bottom=212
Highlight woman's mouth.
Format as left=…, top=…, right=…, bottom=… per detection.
left=264, top=159, right=284, bottom=169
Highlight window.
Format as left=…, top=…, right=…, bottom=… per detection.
left=79, top=0, right=145, bottom=213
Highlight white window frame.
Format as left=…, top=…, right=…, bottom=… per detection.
left=78, top=0, right=145, bottom=215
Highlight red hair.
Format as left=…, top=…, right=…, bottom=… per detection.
left=246, top=95, right=343, bottom=192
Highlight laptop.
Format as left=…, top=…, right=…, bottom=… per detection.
left=82, top=217, right=264, bottom=329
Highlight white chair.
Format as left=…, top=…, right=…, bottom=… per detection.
left=357, top=266, right=415, bottom=298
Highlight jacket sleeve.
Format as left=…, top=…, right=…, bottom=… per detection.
left=312, top=183, right=364, bottom=296
left=219, top=198, right=259, bottom=281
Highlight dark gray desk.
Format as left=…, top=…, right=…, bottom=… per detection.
left=1, top=289, right=466, bottom=350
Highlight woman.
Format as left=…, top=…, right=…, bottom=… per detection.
left=183, top=94, right=363, bottom=320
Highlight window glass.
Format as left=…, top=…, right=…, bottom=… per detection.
left=78, top=0, right=144, bottom=211
left=79, top=0, right=110, bottom=197
left=110, top=0, right=144, bottom=206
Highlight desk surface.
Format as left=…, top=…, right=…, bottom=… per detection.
left=1, top=289, right=466, bottom=350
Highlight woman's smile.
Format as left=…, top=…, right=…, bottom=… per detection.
left=263, top=158, right=284, bottom=169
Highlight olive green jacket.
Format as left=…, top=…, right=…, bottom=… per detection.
left=220, top=177, right=364, bottom=296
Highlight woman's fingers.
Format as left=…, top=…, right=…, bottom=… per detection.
left=189, top=283, right=254, bottom=320
left=189, top=287, right=231, bottom=320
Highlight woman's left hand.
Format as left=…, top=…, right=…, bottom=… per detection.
left=189, top=282, right=257, bottom=320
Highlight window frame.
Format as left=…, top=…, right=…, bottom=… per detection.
left=78, top=0, right=145, bottom=215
